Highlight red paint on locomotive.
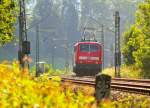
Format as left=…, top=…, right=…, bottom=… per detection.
left=73, top=41, right=102, bottom=76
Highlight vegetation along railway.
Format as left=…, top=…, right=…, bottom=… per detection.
left=58, top=76, right=150, bottom=96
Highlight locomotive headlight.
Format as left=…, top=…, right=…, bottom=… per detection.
left=79, top=56, right=88, bottom=60
left=90, top=57, right=99, bottom=60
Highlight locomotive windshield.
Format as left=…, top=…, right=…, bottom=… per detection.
left=80, top=44, right=98, bottom=52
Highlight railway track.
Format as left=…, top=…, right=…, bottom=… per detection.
left=60, top=76, right=150, bottom=95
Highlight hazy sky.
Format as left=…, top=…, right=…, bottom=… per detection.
left=77, top=0, right=80, bottom=3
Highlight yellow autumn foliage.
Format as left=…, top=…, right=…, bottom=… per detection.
left=0, top=61, right=96, bottom=108
left=0, top=61, right=150, bottom=108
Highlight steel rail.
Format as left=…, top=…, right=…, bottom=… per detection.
left=61, top=78, right=95, bottom=86
left=61, top=77, right=150, bottom=84
left=60, top=77, right=150, bottom=95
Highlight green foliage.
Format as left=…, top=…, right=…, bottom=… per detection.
left=30, top=63, right=66, bottom=76
left=122, top=26, right=142, bottom=65
left=122, top=0, right=150, bottom=78
left=0, top=0, right=17, bottom=46
left=102, top=65, right=142, bottom=78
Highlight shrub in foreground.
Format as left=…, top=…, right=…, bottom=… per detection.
left=0, top=61, right=95, bottom=108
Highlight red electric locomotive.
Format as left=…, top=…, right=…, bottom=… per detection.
left=73, top=39, right=102, bottom=76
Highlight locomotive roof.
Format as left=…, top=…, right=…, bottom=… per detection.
left=74, top=41, right=101, bottom=46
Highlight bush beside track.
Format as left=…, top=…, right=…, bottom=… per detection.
left=0, top=61, right=96, bottom=108
left=102, top=65, right=142, bottom=79
left=0, top=61, right=150, bottom=108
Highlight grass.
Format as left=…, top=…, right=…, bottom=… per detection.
left=102, top=65, right=142, bottom=78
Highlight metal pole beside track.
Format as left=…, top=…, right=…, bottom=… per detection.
left=101, top=25, right=104, bottom=70
left=36, top=25, right=40, bottom=77
left=115, top=11, right=121, bottom=78
left=18, top=0, right=30, bottom=69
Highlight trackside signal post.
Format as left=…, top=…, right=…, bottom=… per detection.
left=115, top=11, right=121, bottom=78
left=18, top=0, right=30, bottom=68
left=95, top=74, right=111, bottom=101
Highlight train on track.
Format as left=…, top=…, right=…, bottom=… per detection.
left=73, top=28, right=102, bottom=76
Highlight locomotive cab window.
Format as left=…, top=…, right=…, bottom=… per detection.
left=80, top=44, right=98, bottom=52
left=80, top=44, right=89, bottom=52
left=90, top=45, right=98, bottom=52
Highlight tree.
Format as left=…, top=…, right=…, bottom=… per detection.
left=62, top=0, right=79, bottom=42
left=80, top=0, right=141, bottom=67
left=29, top=0, right=79, bottom=56
left=122, top=26, right=141, bottom=65
left=0, top=0, right=17, bottom=46
left=122, top=0, right=150, bottom=78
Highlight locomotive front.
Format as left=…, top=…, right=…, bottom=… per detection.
left=73, top=41, right=102, bottom=76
